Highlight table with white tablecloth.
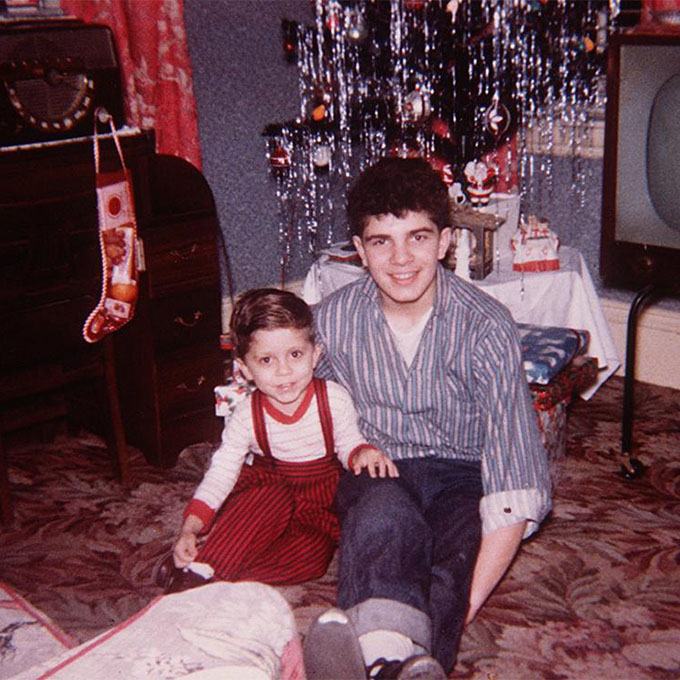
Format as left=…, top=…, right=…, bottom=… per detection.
left=301, top=245, right=620, bottom=400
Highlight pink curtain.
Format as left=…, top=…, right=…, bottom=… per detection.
left=60, top=0, right=202, bottom=169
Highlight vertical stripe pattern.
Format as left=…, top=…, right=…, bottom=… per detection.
left=313, top=266, right=552, bottom=503
left=196, top=380, right=341, bottom=584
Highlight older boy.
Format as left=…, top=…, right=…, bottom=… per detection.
left=309, top=157, right=551, bottom=676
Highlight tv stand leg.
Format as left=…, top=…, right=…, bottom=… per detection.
left=620, top=283, right=659, bottom=480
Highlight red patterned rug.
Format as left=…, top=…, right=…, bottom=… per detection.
left=1, top=377, right=678, bottom=679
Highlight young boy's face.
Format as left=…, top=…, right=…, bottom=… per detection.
left=352, top=210, right=451, bottom=317
left=237, top=327, right=321, bottom=415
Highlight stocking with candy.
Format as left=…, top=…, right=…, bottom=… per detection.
left=82, top=110, right=140, bottom=344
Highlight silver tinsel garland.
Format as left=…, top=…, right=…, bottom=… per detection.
left=264, top=0, right=623, bottom=270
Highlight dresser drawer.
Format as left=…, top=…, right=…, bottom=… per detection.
left=142, top=216, right=220, bottom=298
left=150, top=287, right=222, bottom=353
left=1, top=296, right=99, bottom=369
left=156, top=342, right=224, bottom=420
left=0, top=222, right=100, bottom=309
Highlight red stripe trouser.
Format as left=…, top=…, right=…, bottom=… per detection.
left=196, top=456, right=341, bottom=585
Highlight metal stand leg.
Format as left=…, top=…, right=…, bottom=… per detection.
left=620, top=283, right=658, bottom=480
left=103, top=336, right=130, bottom=485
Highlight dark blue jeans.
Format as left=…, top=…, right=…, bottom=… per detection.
left=335, top=458, right=482, bottom=673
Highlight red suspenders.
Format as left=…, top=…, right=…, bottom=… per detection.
left=251, top=378, right=334, bottom=460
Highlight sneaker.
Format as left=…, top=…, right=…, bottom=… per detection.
left=368, top=654, right=447, bottom=680
left=303, top=607, right=367, bottom=679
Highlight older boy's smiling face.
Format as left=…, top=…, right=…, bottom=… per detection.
left=353, top=211, right=451, bottom=318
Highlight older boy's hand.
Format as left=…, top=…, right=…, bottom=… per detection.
left=352, top=447, right=399, bottom=478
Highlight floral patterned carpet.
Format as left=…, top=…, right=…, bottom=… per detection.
left=0, top=376, right=678, bottom=679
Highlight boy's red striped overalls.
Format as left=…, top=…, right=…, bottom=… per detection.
left=196, top=378, right=341, bottom=584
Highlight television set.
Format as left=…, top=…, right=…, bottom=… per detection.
left=600, top=30, right=680, bottom=293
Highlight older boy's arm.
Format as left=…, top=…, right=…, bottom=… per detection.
left=465, top=520, right=526, bottom=624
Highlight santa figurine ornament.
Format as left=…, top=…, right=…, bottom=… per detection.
left=464, top=159, right=499, bottom=205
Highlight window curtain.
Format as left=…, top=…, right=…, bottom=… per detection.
left=60, top=0, right=201, bottom=169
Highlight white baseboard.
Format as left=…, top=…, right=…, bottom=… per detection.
left=600, top=297, right=680, bottom=390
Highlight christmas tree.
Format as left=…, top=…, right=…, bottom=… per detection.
left=264, top=0, right=637, bottom=278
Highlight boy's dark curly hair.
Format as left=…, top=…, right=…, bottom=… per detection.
left=347, top=156, right=451, bottom=238
left=230, top=288, right=314, bottom=358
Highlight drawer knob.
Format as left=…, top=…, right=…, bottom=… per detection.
left=173, top=310, right=204, bottom=328
left=169, top=244, right=199, bottom=263
left=176, top=375, right=207, bottom=393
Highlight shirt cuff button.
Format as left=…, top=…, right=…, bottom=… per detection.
left=503, top=507, right=512, bottom=514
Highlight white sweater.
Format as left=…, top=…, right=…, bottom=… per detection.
left=190, top=380, right=369, bottom=516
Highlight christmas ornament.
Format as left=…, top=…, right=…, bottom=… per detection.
left=306, top=89, right=332, bottom=123
left=281, top=19, right=297, bottom=61
left=430, top=117, right=452, bottom=140
left=449, top=182, right=467, bottom=205
left=428, top=155, right=454, bottom=186
left=484, top=93, right=511, bottom=139
left=83, top=108, right=139, bottom=344
left=445, top=1, right=460, bottom=22
left=269, top=144, right=291, bottom=170
left=312, top=143, right=332, bottom=169
left=464, top=159, right=499, bottom=206
left=402, top=88, right=431, bottom=124
left=347, top=9, right=368, bottom=43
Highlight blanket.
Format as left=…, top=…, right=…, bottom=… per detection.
left=0, top=581, right=73, bottom=679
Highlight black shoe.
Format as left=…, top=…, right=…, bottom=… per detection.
left=164, top=565, right=212, bottom=594
left=303, top=607, right=367, bottom=679
left=152, top=552, right=175, bottom=590
left=368, top=654, right=447, bottom=680
left=152, top=553, right=213, bottom=594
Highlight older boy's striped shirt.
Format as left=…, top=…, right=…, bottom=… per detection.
left=313, top=266, right=552, bottom=537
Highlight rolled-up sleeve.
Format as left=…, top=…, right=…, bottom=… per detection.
left=475, top=316, right=552, bottom=535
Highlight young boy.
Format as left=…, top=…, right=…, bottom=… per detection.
left=162, top=288, right=398, bottom=593
left=305, top=157, right=551, bottom=678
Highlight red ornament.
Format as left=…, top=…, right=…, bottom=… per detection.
left=326, top=8, right=340, bottom=32
left=270, top=146, right=291, bottom=169
left=428, top=155, right=454, bottom=186
left=430, top=117, right=452, bottom=140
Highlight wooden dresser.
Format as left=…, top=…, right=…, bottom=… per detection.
left=0, top=130, right=223, bottom=470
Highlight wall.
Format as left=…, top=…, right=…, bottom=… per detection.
left=184, top=0, right=315, bottom=298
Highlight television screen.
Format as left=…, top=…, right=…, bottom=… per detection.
left=601, top=31, right=680, bottom=292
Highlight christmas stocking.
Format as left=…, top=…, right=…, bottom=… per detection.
left=83, top=110, right=139, bottom=344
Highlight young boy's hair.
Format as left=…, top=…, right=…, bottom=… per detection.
left=347, top=156, right=451, bottom=238
left=229, top=288, right=315, bottom=358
